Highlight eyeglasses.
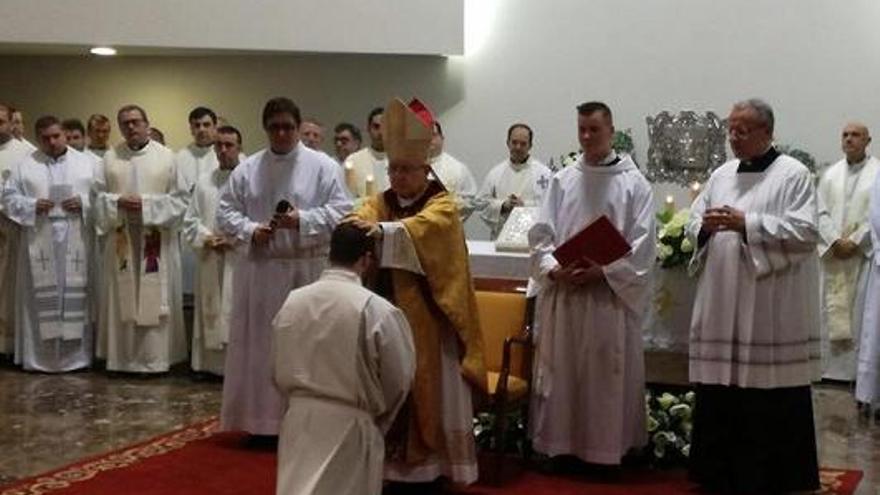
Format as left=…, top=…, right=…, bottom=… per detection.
left=728, top=125, right=766, bottom=139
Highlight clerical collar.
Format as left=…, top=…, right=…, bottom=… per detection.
left=737, top=146, right=779, bottom=173
left=584, top=152, right=620, bottom=167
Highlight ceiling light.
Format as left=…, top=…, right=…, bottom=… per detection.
left=90, top=46, right=117, bottom=56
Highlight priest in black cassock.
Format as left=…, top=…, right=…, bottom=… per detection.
left=686, top=99, right=821, bottom=493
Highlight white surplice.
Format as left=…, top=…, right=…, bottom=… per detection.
left=272, top=268, right=414, bottom=495
left=344, top=147, right=388, bottom=197
left=2, top=147, right=96, bottom=372
left=216, top=142, right=352, bottom=435
left=477, top=157, right=552, bottom=239
left=0, top=137, right=33, bottom=354
left=688, top=155, right=821, bottom=388
left=817, top=157, right=878, bottom=381
left=527, top=153, right=654, bottom=465
left=92, top=140, right=189, bottom=372
left=429, top=152, right=478, bottom=221
left=856, top=170, right=880, bottom=405
left=183, top=167, right=239, bottom=375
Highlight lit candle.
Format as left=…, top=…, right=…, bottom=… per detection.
left=365, top=175, right=376, bottom=196
left=665, top=194, right=675, bottom=212
left=344, top=162, right=357, bottom=196
left=689, top=181, right=702, bottom=202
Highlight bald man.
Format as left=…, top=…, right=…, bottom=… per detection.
left=300, top=119, right=325, bottom=151
left=817, top=123, right=879, bottom=383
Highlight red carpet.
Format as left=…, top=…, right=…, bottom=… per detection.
left=0, top=418, right=862, bottom=495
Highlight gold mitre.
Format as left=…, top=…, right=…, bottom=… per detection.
left=383, top=97, right=434, bottom=164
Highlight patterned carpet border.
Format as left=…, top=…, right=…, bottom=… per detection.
left=0, top=418, right=863, bottom=495
left=0, top=417, right=219, bottom=495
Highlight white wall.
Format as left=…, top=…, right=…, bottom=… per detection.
left=0, top=0, right=463, bottom=55
left=3, top=0, right=880, bottom=238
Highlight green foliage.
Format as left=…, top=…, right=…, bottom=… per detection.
left=473, top=411, right=528, bottom=456
left=612, top=129, right=635, bottom=155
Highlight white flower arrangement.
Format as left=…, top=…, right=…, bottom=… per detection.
left=656, top=208, right=693, bottom=268
left=646, top=389, right=695, bottom=464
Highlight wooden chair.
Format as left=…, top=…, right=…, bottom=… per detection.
left=474, top=289, right=535, bottom=481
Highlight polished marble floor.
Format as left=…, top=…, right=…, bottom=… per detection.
left=0, top=354, right=878, bottom=494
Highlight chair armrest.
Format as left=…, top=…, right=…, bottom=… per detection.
left=496, top=329, right=535, bottom=402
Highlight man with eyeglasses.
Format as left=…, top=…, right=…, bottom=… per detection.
left=347, top=98, right=485, bottom=488
left=92, top=104, right=189, bottom=373
left=216, top=97, right=352, bottom=441
left=687, top=99, right=820, bottom=493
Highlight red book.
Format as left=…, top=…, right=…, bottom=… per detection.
left=553, top=215, right=631, bottom=267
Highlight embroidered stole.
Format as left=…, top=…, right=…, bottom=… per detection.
left=106, top=148, right=172, bottom=327
left=28, top=215, right=88, bottom=340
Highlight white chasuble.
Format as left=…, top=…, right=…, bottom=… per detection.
left=817, top=157, right=878, bottom=380
left=477, top=157, right=552, bottom=239
left=93, top=140, right=188, bottom=372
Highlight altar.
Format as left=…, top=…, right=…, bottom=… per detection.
left=466, top=240, right=530, bottom=293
